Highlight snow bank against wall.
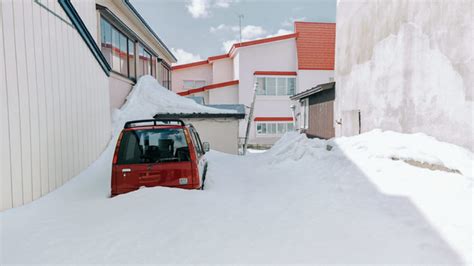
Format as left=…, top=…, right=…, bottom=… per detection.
left=112, top=75, right=234, bottom=135
left=335, top=0, right=473, bottom=150
left=268, top=130, right=473, bottom=177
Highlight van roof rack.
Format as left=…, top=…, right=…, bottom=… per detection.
left=124, top=119, right=185, bottom=129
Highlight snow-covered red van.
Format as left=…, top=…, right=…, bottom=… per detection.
left=111, top=119, right=209, bottom=196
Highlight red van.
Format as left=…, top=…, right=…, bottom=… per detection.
left=111, top=119, right=209, bottom=196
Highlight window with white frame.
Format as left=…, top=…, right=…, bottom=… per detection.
left=256, top=77, right=296, bottom=96
left=256, top=122, right=294, bottom=135
left=300, top=98, right=309, bottom=129
left=183, top=80, right=206, bottom=90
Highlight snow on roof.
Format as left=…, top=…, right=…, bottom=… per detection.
left=112, top=76, right=235, bottom=134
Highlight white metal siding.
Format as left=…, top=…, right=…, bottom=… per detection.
left=0, top=0, right=111, bottom=211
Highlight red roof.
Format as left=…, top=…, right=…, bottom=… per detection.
left=294, top=22, right=335, bottom=70
left=254, top=71, right=297, bottom=76
left=171, top=60, right=209, bottom=70
left=172, top=33, right=298, bottom=71
left=208, top=54, right=230, bottom=61
left=229, top=33, right=298, bottom=55
left=177, top=80, right=239, bottom=96
left=254, top=117, right=294, bottom=122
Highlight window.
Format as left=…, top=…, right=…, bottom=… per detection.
left=138, top=44, right=152, bottom=77
left=100, top=16, right=135, bottom=79
left=117, top=129, right=190, bottom=164
left=157, top=60, right=171, bottom=89
left=256, top=122, right=294, bottom=136
left=183, top=80, right=206, bottom=90
left=256, top=76, right=296, bottom=96
left=190, top=128, right=204, bottom=157
left=100, top=17, right=112, bottom=65
left=301, top=98, right=309, bottom=129
left=128, top=39, right=135, bottom=79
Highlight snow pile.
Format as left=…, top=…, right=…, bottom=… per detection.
left=111, top=75, right=234, bottom=134
left=267, top=130, right=473, bottom=177
left=333, top=130, right=474, bottom=177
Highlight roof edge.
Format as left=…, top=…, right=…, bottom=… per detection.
left=290, top=82, right=335, bottom=100
left=122, top=0, right=177, bottom=62
left=177, top=80, right=239, bottom=96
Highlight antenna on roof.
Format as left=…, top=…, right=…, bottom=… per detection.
left=238, top=13, right=244, bottom=43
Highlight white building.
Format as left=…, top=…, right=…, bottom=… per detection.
left=172, top=22, right=336, bottom=146
left=335, top=0, right=473, bottom=150
left=0, top=0, right=175, bottom=211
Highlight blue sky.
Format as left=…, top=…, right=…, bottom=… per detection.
left=130, top=0, right=337, bottom=64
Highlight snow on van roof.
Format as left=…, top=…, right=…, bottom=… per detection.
left=112, top=75, right=235, bottom=134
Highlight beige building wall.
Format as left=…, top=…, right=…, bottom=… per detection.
left=0, top=0, right=111, bottom=211
left=181, top=118, right=240, bottom=155
left=335, top=0, right=474, bottom=150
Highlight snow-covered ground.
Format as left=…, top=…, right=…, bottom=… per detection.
left=1, top=77, right=472, bottom=264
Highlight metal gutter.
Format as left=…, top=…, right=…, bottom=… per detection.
left=58, top=0, right=111, bottom=76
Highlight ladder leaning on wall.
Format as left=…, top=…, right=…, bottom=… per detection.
left=242, top=81, right=258, bottom=155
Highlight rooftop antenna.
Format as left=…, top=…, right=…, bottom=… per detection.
left=238, top=13, right=244, bottom=43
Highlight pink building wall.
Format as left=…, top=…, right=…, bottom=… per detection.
left=171, top=28, right=335, bottom=146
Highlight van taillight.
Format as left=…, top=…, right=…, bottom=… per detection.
left=113, top=133, right=124, bottom=164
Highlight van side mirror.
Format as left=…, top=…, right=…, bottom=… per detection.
left=203, top=142, right=210, bottom=152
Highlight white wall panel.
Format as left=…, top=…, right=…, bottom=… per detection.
left=0, top=0, right=111, bottom=211
left=0, top=1, right=13, bottom=210
left=2, top=0, right=23, bottom=208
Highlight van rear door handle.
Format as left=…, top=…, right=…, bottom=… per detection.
left=122, top=168, right=131, bottom=173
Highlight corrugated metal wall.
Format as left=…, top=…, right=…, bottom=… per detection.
left=0, top=0, right=111, bottom=211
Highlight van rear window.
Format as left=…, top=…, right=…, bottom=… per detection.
left=117, top=128, right=190, bottom=164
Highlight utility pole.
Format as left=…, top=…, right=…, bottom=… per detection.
left=243, top=80, right=258, bottom=155
left=238, top=14, right=244, bottom=43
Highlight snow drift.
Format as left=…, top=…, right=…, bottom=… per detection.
left=1, top=76, right=472, bottom=264
left=268, top=130, right=473, bottom=177
left=111, top=75, right=234, bottom=135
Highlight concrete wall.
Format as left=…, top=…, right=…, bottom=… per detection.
left=335, top=0, right=474, bottom=150
left=297, top=70, right=334, bottom=93
left=181, top=118, right=240, bottom=155
left=0, top=0, right=111, bottom=211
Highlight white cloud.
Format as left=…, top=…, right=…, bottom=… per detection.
left=170, top=48, right=203, bottom=65
left=240, top=25, right=267, bottom=39
left=282, top=16, right=307, bottom=27
left=267, top=29, right=293, bottom=37
left=186, top=0, right=210, bottom=18
left=186, top=0, right=236, bottom=18
left=214, top=0, right=234, bottom=8
left=210, top=24, right=232, bottom=33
